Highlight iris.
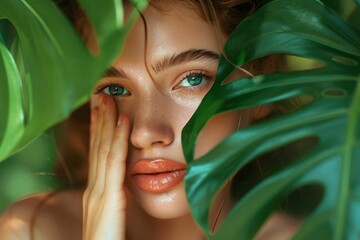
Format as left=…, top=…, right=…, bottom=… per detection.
left=104, top=85, right=129, bottom=96
left=186, top=75, right=203, bottom=86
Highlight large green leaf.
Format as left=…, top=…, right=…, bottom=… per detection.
left=0, top=0, right=147, bottom=161
left=183, top=0, right=360, bottom=239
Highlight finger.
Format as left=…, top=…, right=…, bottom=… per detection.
left=84, top=106, right=100, bottom=221
left=89, top=107, right=99, bottom=154
left=93, top=95, right=117, bottom=193
left=88, top=96, right=105, bottom=191
left=104, top=113, right=130, bottom=199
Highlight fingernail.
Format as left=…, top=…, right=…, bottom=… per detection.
left=101, top=95, right=107, bottom=111
left=117, top=114, right=123, bottom=127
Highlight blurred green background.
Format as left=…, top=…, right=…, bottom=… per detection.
left=0, top=130, right=61, bottom=213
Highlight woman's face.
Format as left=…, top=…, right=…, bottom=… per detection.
left=91, top=2, right=241, bottom=219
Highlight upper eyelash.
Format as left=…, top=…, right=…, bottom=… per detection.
left=181, top=70, right=212, bottom=84
left=94, top=86, right=104, bottom=95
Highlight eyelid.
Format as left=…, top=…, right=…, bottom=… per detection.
left=179, top=70, right=208, bottom=82
left=185, top=70, right=205, bottom=77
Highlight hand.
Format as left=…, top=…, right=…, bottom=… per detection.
left=82, top=95, right=130, bottom=240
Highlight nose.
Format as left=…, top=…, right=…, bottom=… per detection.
left=130, top=96, right=175, bottom=150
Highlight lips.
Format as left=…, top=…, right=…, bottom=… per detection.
left=129, top=159, right=187, bottom=193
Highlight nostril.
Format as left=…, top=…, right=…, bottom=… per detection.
left=130, top=121, right=174, bottom=150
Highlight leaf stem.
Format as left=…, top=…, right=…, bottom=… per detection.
left=336, top=81, right=360, bottom=239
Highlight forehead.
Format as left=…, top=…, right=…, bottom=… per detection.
left=117, top=2, right=223, bottom=66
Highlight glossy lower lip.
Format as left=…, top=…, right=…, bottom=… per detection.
left=129, top=159, right=187, bottom=193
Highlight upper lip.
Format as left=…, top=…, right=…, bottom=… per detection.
left=129, top=159, right=187, bottom=175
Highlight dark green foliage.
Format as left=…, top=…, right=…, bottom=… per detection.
left=183, top=0, right=360, bottom=238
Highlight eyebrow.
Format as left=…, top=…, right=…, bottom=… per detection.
left=104, top=48, right=220, bottom=78
left=105, top=67, right=129, bottom=78
left=151, top=48, right=220, bottom=74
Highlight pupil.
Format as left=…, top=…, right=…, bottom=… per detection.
left=189, top=76, right=202, bottom=86
left=109, top=85, right=123, bottom=95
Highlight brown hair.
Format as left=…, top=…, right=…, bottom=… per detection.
left=181, top=0, right=257, bottom=36
left=53, top=102, right=89, bottom=188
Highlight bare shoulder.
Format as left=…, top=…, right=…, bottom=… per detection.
left=256, top=212, right=302, bottom=240
left=0, top=193, right=47, bottom=240
left=0, top=189, right=83, bottom=240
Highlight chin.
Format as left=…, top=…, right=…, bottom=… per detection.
left=126, top=182, right=191, bottom=219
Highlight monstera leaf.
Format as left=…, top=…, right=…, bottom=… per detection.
left=183, top=0, right=360, bottom=239
left=0, top=0, right=147, bottom=161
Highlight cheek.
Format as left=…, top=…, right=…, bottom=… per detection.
left=194, top=111, right=241, bottom=158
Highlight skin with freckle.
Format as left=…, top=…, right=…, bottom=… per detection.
left=89, top=3, right=240, bottom=220
left=0, top=1, right=302, bottom=240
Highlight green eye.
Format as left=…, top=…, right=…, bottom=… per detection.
left=180, top=73, right=208, bottom=87
left=103, top=85, right=130, bottom=96
left=187, top=75, right=203, bottom=86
